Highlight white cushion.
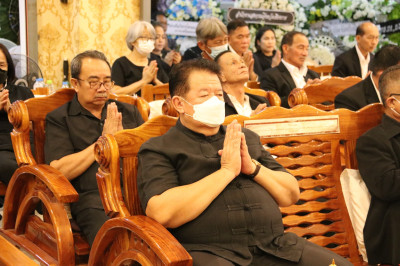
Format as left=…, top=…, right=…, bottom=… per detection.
left=340, top=168, right=371, bottom=262
left=148, top=100, right=165, bottom=120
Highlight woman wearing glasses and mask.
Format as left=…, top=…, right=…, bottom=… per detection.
left=0, top=43, right=33, bottom=187
left=111, top=21, right=169, bottom=96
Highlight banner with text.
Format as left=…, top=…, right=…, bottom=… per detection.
left=379, top=18, right=400, bottom=35
left=227, top=8, right=294, bottom=25
left=166, top=20, right=198, bottom=37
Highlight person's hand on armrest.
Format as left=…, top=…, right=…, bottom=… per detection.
left=306, top=78, right=321, bottom=85
left=250, top=103, right=267, bottom=116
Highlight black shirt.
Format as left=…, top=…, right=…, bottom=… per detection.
left=182, top=45, right=202, bottom=61
left=0, top=84, right=34, bottom=151
left=137, top=119, right=305, bottom=265
left=150, top=52, right=172, bottom=75
left=111, top=56, right=169, bottom=96
left=253, top=50, right=276, bottom=77
left=44, top=95, right=144, bottom=212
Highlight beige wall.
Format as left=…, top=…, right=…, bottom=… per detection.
left=37, top=0, right=140, bottom=87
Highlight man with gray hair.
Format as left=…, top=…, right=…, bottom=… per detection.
left=356, top=65, right=400, bottom=265
left=45, top=50, right=144, bottom=245
left=182, top=17, right=228, bottom=61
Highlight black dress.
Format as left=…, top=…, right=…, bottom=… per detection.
left=253, top=50, right=276, bottom=77
left=111, top=56, right=169, bottom=96
left=0, top=84, right=34, bottom=184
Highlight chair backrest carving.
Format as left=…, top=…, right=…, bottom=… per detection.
left=142, top=83, right=170, bottom=102
left=288, top=76, right=362, bottom=110
left=308, top=64, right=333, bottom=76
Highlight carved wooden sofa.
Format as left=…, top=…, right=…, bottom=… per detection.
left=92, top=104, right=383, bottom=265
left=1, top=89, right=149, bottom=265
left=288, top=76, right=362, bottom=110
left=224, top=103, right=383, bottom=265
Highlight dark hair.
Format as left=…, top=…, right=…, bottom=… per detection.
left=70, top=50, right=111, bottom=79
left=255, top=26, right=275, bottom=52
left=227, top=19, right=248, bottom=34
left=214, top=50, right=232, bottom=64
left=379, top=65, right=400, bottom=106
left=152, top=21, right=164, bottom=29
left=169, top=59, right=221, bottom=97
left=356, top=22, right=367, bottom=36
left=0, top=43, right=16, bottom=84
left=370, top=44, right=400, bottom=74
left=280, top=31, right=306, bottom=54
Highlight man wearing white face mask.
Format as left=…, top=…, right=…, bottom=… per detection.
left=137, top=59, right=352, bottom=266
left=356, top=65, right=400, bottom=265
left=112, top=21, right=169, bottom=96
left=196, top=17, right=229, bottom=61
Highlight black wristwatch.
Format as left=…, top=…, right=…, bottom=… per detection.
left=245, top=159, right=261, bottom=179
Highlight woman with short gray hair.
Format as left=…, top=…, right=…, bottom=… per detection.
left=112, top=21, right=169, bottom=96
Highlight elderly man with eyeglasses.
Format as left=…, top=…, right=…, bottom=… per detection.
left=44, top=50, right=144, bottom=246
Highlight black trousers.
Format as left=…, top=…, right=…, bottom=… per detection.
left=73, top=207, right=109, bottom=246
left=0, top=150, right=18, bottom=185
left=189, top=240, right=353, bottom=266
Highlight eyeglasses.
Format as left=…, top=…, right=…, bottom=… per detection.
left=390, top=93, right=400, bottom=97
left=77, top=78, right=114, bottom=90
left=137, top=36, right=156, bottom=42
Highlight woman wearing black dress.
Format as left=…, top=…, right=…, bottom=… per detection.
left=0, top=43, right=34, bottom=185
left=111, top=21, right=169, bottom=96
left=253, top=26, right=281, bottom=77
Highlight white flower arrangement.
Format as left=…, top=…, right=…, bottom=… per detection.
left=309, top=44, right=335, bottom=65
left=167, top=0, right=223, bottom=21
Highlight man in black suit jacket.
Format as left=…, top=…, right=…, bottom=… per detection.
left=260, top=31, right=320, bottom=108
left=332, top=22, right=379, bottom=78
left=356, top=65, right=400, bottom=265
left=215, top=50, right=269, bottom=116
left=335, top=44, right=400, bottom=111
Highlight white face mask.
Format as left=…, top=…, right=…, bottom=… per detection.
left=136, top=40, right=155, bottom=55
left=206, top=43, right=228, bottom=59
left=391, top=97, right=400, bottom=116
left=182, top=96, right=225, bottom=127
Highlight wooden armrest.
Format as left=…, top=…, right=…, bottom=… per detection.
left=266, top=91, right=281, bottom=107
left=0, top=235, right=37, bottom=265
left=3, top=164, right=78, bottom=229
left=162, top=98, right=179, bottom=117
left=8, top=100, right=36, bottom=166
left=89, top=215, right=192, bottom=266
left=288, top=88, right=308, bottom=108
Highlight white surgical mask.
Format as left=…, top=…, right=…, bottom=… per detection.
left=391, top=97, right=400, bottom=116
left=136, top=40, right=155, bottom=55
left=182, top=96, right=225, bottom=127
left=206, top=44, right=228, bottom=59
